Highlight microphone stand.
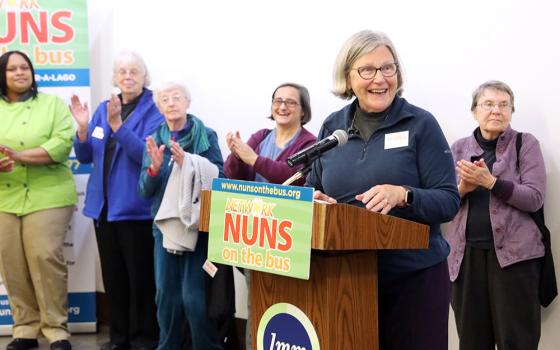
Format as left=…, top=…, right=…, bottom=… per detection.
left=282, top=163, right=312, bottom=186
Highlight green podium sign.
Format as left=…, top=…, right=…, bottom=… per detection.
left=208, top=178, right=313, bottom=280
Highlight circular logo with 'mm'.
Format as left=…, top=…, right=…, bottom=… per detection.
left=257, top=303, right=320, bottom=350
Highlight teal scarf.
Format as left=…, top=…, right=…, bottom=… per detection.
left=159, top=114, right=210, bottom=155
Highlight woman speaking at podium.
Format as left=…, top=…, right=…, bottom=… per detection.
left=307, top=30, right=460, bottom=350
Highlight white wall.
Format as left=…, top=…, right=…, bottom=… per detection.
left=87, top=1, right=560, bottom=348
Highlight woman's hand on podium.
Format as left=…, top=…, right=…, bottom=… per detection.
left=313, top=190, right=337, bottom=204
left=356, top=184, right=407, bottom=215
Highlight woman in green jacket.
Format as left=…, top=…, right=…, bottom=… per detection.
left=0, top=51, right=76, bottom=350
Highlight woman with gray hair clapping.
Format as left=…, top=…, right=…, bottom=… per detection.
left=139, top=81, right=233, bottom=350
left=70, top=51, right=162, bottom=350
left=446, top=80, right=547, bottom=350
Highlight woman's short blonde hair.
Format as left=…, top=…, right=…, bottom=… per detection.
left=332, top=30, right=404, bottom=99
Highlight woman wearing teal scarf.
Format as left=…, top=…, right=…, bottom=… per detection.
left=138, top=82, right=230, bottom=350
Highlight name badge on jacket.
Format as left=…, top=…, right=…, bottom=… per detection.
left=384, top=131, right=409, bottom=149
left=92, top=126, right=105, bottom=140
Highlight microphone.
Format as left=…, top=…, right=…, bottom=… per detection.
left=287, top=129, right=348, bottom=167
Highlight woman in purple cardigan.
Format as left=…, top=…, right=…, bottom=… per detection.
left=223, top=82, right=315, bottom=348
left=446, top=80, right=546, bottom=350
left=224, top=82, right=316, bottom=186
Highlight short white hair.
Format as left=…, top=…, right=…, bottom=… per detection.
left=112, top=51, right=151, bottom=86
left=153, top=81, right=192, bottom=106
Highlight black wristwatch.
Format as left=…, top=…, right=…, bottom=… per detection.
left=405, top=189, right=414, bottom=206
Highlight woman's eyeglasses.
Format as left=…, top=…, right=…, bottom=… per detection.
left=272, top=98, right=300, bottom=108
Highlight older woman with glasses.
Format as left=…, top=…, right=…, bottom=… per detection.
left=307, top=30, right=460, bottom=350
left=139, top=81, right=233, bottom=350
left=446, top=80, right=546, bottom=350
left=70, top=51, right=162, bottom=350
left=224, top=82, right=316, bottom=186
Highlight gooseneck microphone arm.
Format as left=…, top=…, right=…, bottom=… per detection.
left=282, top=164, right=312, bottom=186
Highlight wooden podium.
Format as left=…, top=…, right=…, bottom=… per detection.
left=200, top=190, right=429, bottom=350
